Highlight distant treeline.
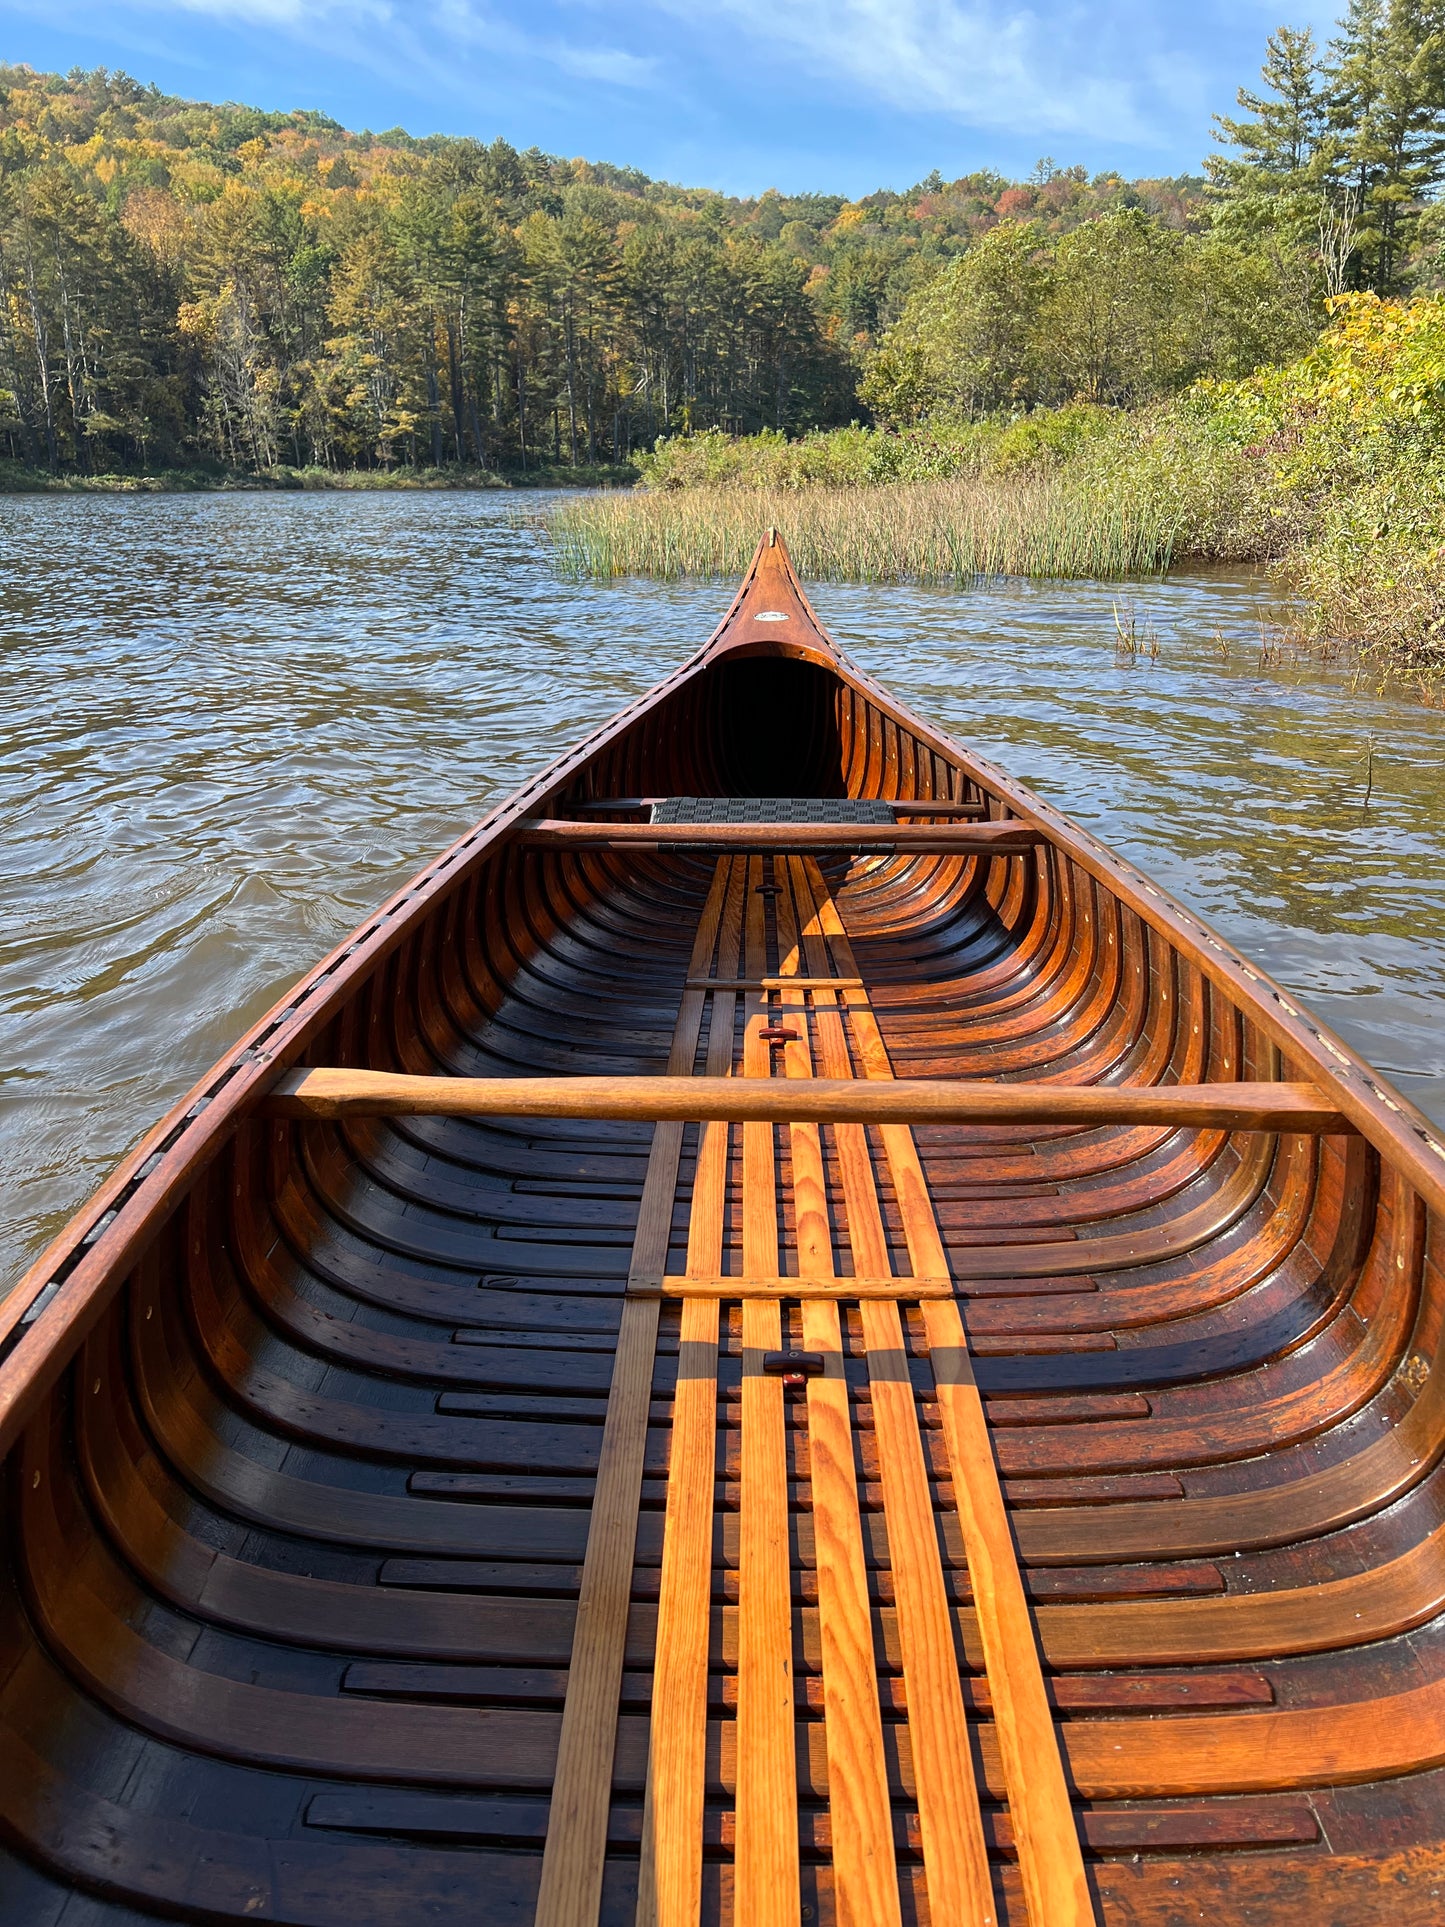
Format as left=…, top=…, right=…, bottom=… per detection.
left=0, top=66, right=1201, bottom=475
left=3, top=2, right=1445, bottom=479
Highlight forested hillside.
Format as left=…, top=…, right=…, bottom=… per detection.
left=0, top=65, right=1201, bottom=475
left=5, top=2, right=1445, bottom=484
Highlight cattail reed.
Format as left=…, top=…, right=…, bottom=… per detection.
left=541, top=478, right=1182, bottom=583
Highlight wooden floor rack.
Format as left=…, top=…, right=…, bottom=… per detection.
left=534, top=853, right=1094, bottom=1927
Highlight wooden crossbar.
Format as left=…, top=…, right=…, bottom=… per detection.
left=517, top=819, right=1039, bottom=854
left=630, top=1275, right=956, bottom=1299
left=268, top=1067, right=1353, bottom=1133
left=572, top=796, right=986, bottom=817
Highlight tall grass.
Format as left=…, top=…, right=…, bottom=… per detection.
left=545, top=474, right=1183, bottom=583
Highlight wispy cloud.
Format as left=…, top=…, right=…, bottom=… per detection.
left=158, top=0, right=377, bottom=21
left=550, top=43, right=656, bottom=86
left=108, top=0, right=658, bottom=93
left=649, top=0, right=1162, bottom=143
left=8, top=0, right=1303, bottom=185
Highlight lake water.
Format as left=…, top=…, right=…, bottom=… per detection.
left=2, top=489, right=1443, bottom=1288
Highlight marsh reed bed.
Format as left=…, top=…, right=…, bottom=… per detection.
left=544, top=476, right=1183, bottom=583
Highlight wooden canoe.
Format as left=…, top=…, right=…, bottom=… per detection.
left=3, top=531, right=1444, bottom=1927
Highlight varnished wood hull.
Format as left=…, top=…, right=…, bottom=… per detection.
left=3, top=537, right=1445, bottom=1924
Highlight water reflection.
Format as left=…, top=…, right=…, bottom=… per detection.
left=0, top=493, right=1441, bottom=1285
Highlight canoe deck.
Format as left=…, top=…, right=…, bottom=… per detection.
left=3, top=535, right=1445, bottom=1924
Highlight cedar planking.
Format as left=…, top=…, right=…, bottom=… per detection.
left=2, top=530, right=1445, bottom=1925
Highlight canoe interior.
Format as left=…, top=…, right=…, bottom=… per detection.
left=3, top=539, right=1445, bottom=1925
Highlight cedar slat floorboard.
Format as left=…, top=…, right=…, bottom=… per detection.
left=777, top=876, right=902, bottom=1927
left=537, top=865, right=731, bottom=1927
left=732, top=857, right=802, bottom=1927
left=640, top=858, right=742, bottom=1927
left=5, top=530, right=1444, bottom=1927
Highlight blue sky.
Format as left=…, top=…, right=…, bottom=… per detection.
left=1, top=0, right=1341, bottom=195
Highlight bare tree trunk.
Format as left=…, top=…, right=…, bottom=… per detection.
left=447, top=315, right=466, bottom=461
left=426, top=332, right=444, bottom=467
left=563, top=305, right=579, bottom=464
left=19, top=227, right=58, bottom=470
left=54, top=247, right=90, bottom=472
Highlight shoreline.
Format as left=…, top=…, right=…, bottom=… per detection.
left=0, top=463, right=638, bottom=495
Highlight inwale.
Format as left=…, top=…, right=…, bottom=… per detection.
left=2, top=533, right=1444, bottom=1925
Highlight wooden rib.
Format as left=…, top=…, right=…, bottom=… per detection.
left=640, top=858, right=745, bottom=1927
left=776, top=860, right=901, bottom=1927
left=268, top=1069, right=1352, bottom=1134
left=801, top=858, right=1094, bottom=1927
left=733, top=854, right=799, bottom=1927
left=789, top=856, right=995, bottom=1927
left=535, top=863, right=731, bottom=1927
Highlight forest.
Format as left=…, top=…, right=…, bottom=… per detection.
left=4, top=2, right=1445, bottom=489
left=0, top=62, right=1236, bottom=477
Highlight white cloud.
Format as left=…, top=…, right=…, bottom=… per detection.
left=550, top=42, right=657, bottom=85
left=652, top=0, right=1160, bottom=142
left=159, top=0, right=379, bottom=21
left=101, top=0, right=657, bottom=93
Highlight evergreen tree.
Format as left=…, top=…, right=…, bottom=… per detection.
left=1327, top=0, right=1445, bottom=287
left=1210, top=27, right=1328, bottom=196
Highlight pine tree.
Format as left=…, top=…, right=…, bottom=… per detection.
left=1327, top=0, right=1445, bottom=288
left=1212, top=29, right=1327, bottom=185
left=1209, top=18, right=1348, bottom=290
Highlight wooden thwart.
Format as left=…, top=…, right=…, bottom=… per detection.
left=572, top=796, right=986, bottom=818
left=517, top=818, right=1039, bottom=853
left=268, top=1067, right=1353, bottom=1133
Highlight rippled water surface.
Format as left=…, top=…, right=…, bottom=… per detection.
left=2, top=490, right=1443, bottom=1286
